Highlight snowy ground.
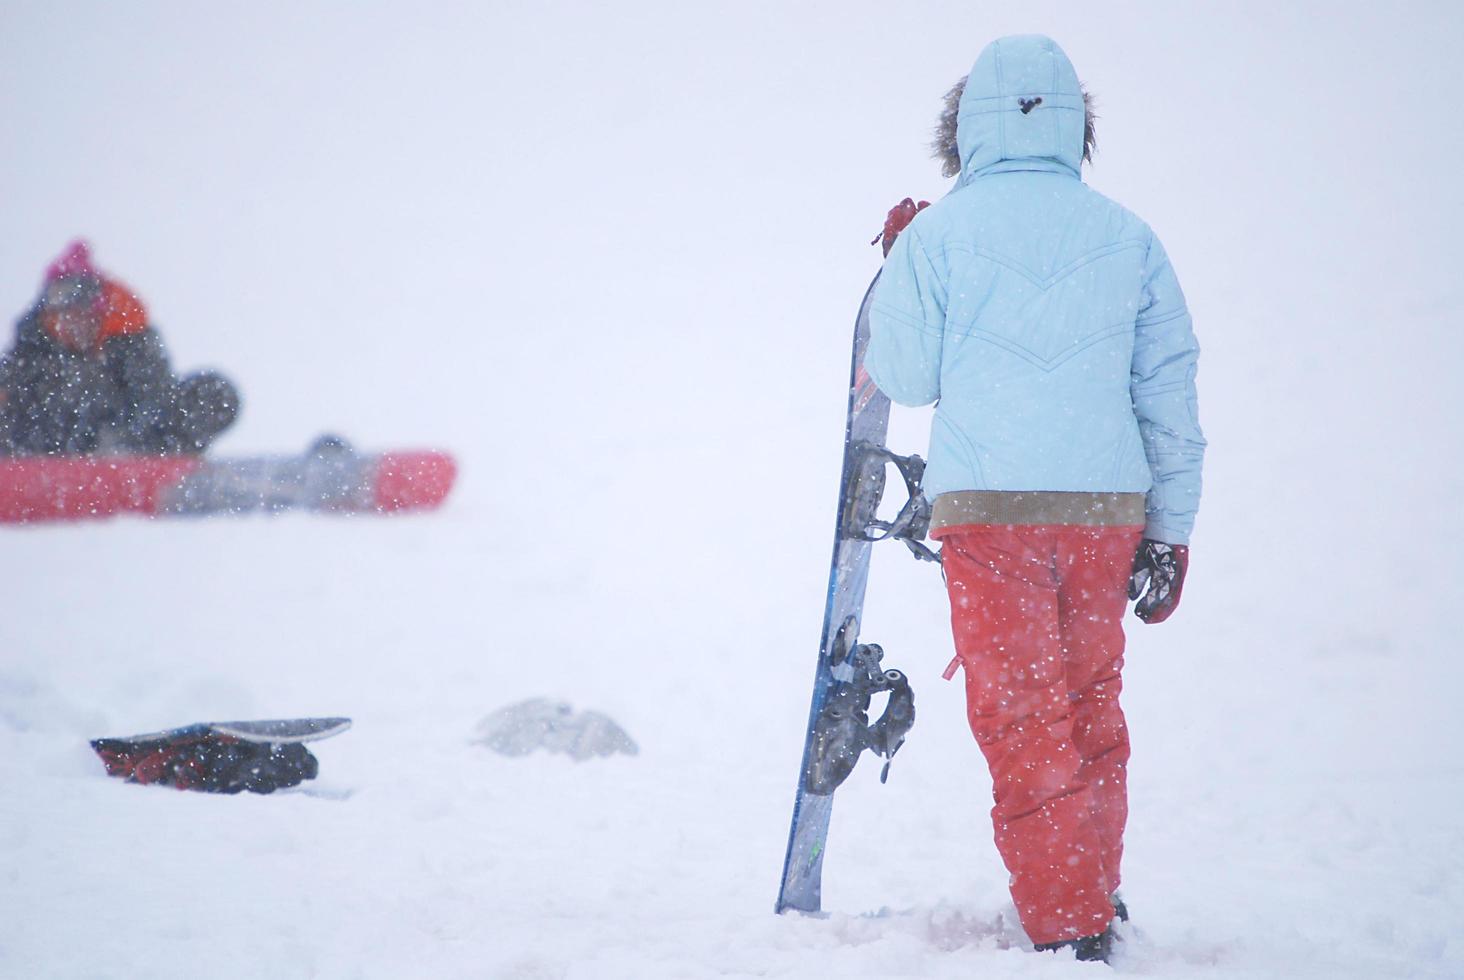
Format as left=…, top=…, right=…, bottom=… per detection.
left=3, top=2, right=1463, bottom=978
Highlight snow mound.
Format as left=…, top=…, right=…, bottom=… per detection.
left=474, top=698, right=639, bottom=761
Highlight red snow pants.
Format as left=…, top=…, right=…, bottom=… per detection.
left=937, top=523, right=1142, bottom=945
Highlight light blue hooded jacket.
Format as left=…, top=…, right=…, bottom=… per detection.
left=866, top=35, right=1205, bottom=545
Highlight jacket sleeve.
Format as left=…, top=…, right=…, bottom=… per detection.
left=2, top=312, right=60, bottom=391
left=0, top=339, right=13, bottom=396
left=1131, top=233, right=1206, bottom=545
left=866, top=224, right=945, bottom=407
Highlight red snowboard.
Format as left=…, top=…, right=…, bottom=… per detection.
left=0, top=445, right=455, bottom=524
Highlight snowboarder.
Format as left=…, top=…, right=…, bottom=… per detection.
left=867, top=35, right=1206, bottom=963
left=0, top=240, right=239, bottom=456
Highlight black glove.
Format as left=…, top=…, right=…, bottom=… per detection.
left=1129, top=540, right=1189, bottom=624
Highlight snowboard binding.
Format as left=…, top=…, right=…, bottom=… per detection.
left=841, top=444, right=939, bottom=562
left=802, top=616, right=916, bottom=796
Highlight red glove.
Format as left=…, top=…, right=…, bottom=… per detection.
left=1129, top=540, right=1189, bottom=624
left=872, top=198, right=930, bottom=257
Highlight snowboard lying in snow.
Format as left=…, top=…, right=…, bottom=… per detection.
left=0, top=438, right=455, bottom=523
left=91, top=717, right=351, bottom=794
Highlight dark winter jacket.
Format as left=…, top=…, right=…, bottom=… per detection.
left=0, top=309, right=191, bottom=455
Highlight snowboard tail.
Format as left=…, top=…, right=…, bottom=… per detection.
left=92, top=717, right=353, bottom=752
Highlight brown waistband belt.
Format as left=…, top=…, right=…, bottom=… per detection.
left=930, top=490, right=1146, bottom=531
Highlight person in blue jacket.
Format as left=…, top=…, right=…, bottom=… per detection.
left=866, top=35, right=1206, bottom=963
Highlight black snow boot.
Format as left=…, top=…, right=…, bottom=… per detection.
left=1035, top=926, right=1114, bottom=963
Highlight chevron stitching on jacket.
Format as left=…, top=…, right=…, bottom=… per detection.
left=939, top=239, right=1148, bottom=289
left=955, top=320, right=1135, bottom=372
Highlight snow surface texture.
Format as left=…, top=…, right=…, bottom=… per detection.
left=2, top=1, right=1462, bottom=977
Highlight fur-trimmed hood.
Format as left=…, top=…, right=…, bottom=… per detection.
left=931, top=36, right=1096, bottom=180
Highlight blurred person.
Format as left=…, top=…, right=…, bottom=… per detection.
left=867, top=35, right=1205, bottom=963
left=0, top=240, right=239, bottom=455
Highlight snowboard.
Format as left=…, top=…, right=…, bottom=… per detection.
left=91, top=717, right=351, bottom=794
left=775, top=273, right=936, bottom=915
left=0, top=438, right=454, bottom=524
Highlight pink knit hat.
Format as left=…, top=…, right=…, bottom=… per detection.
left=43, top=239, right=98, bottom=285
